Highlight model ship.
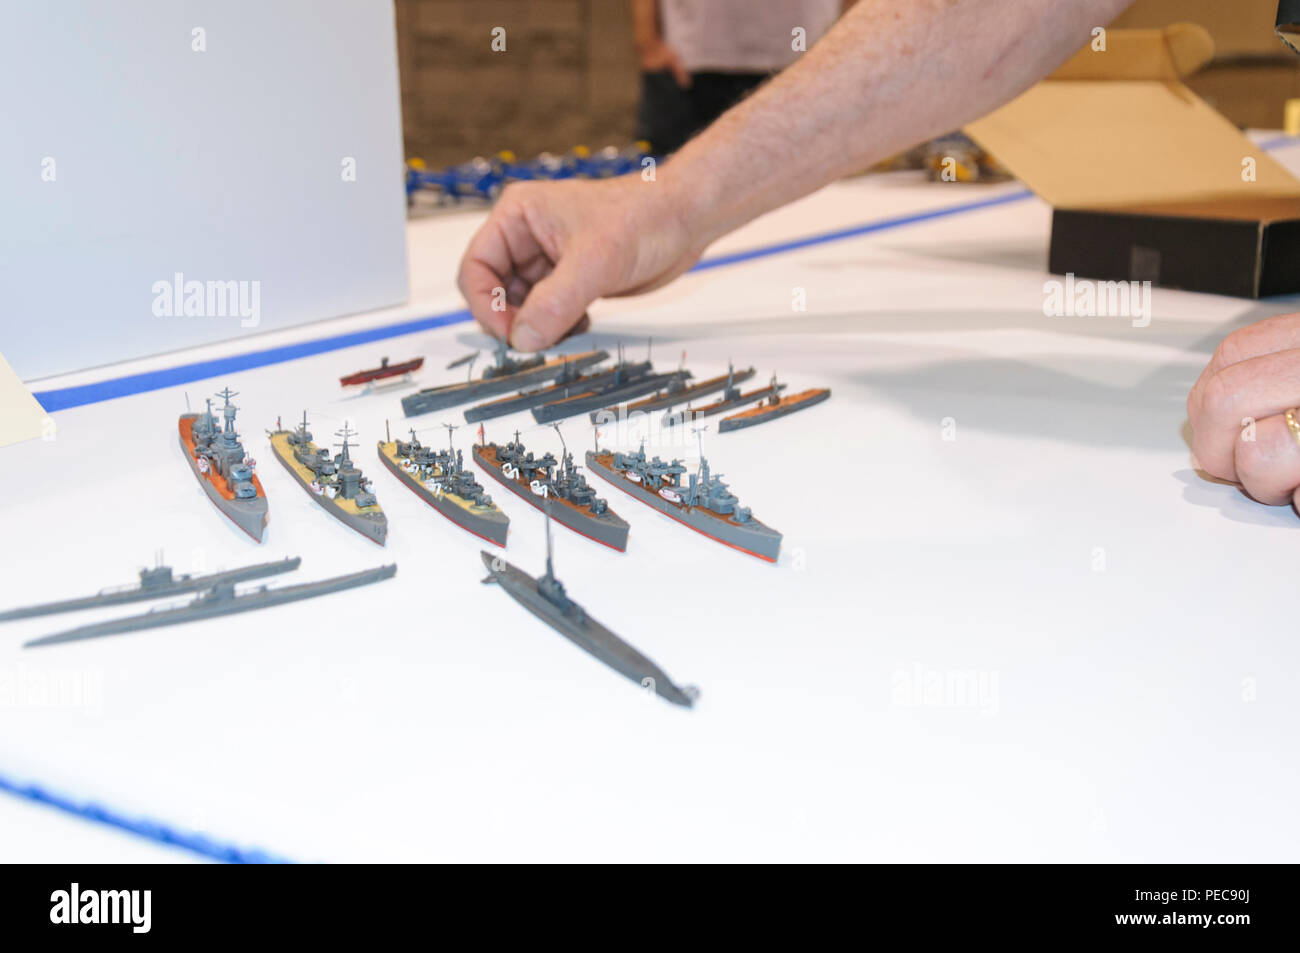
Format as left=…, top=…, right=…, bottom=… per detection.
left=662, top=371, right=785, bottom=429
left=0, top=556, right=300, bottom=621
left=269, top=414, right=388, bottom=545
left=26, top=564, right=396, bottom=649
left=585, top=431, right=781, bottom=562
left=473, top=428, right=629, bottom=551
left=479, top=513, right=697, bottom=708
left=531, top=352, right=688, bottom=423
left=179, top=388, right=268, bottom=541
left=719, top=387, right=831, bottom=432
left=463, top=357, right=647, bottom=423
left=591, top=362, right=756, bottom=422
left=339, top=356, right=424, bottom=388
left=401, top=339, right=607, bottom=417
left=377, top=423, right=509, bottom=546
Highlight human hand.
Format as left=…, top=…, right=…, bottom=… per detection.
left=456, top=175, right=703, bottom=351
left=1188, top=313, right=1300, bottom=506
left=638, top=38, right=691, bottom=88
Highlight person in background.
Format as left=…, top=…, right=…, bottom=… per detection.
left=632, top=0, right=848, bottom=154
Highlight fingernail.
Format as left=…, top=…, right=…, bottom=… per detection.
left=510, top=322, right=545, bottom=351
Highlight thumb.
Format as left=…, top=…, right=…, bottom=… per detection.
left=510, top=253, right=600, bottom=351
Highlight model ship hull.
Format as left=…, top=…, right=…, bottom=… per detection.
left=661, top=382, right=781, bottom=428
left=472, top=443, right=629, bottom=551
left=480, top=552, right=697, bottom=707
left=463, top=362, right=644, bottom=423
left=179, top=414, right=268, bottom=542
left=402, top=349, right=608, bottom=416
left=26, top=565, right=397, bottom=648
left=0, top=557, right=301, bottom=621
left=590, top=367, right=755, bottom=422
left=719, top=388, right=831, bottom=432
left=269, top=432, right=388, bottom=545
left=340, top=357, right=424, bottom=387
left=532, top=371, right=687, bottom=423
left=585, top=450, right=781, bottom=562
left=377, top=441, right=508, bottom=546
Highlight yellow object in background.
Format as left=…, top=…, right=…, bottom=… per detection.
left=1286, top=99, right=1300, bottom=136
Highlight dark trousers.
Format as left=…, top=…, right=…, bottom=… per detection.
left=636, top=70, right=769, bottom=154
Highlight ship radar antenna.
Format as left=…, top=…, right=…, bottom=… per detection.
left=442, top=422, right=459, bottom=454
left=333, top=422, right=357, bottom=462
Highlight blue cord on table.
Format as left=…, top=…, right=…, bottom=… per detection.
left=0, top=770, right=291, bottom=863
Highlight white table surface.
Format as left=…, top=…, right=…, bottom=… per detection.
left=3, top=138, right=1299, bottom=862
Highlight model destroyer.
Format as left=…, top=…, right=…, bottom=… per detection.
left=402, top=340, right=607, bottom=417
left=378, top=423, right=509, bottom=545
left=532, top=361, right=688, bottom=423
left=269, top=414, right=388, bottom=545
left=340, top=356, right=423, bottom=388
left=662, top=370, right=785, bottom=428
left=463, top=357, right=649, bottom=423
left=719, top=387, right=831, bottom=432
left=0, top=556, right=300, bottom=621
left=25, top=564, right=396, bottom=649
left=480, top=513, right=697, bottom=708
left=473, top=427, right=629, bottom=551
left=585, top=430, right=781, bottom=562
left=590, top=362, right=756, bottom=423
left=179, top=388, right=268, bottom=541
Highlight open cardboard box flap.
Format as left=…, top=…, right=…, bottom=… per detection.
left=965, top=25, right=1300, bottom=297
left=966, top=25, right=1300, bottom=210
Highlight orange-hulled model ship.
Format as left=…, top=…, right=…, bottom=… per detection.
left=179, top=388, right=268, bottom=541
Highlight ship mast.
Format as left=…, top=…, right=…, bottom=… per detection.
left=552, top=423, right=568, bottom=480
left=333, top=422, right=356, bottom=464
left=215, top=387, right=239, bottom=433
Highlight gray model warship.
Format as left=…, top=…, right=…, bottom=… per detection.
left=585, top=429, right=782, bottom=562
left=473, top=427, right=630, bottom=551
left=591, top=362, right=757, bottom=423
left=25, top=564, right=397, bottom=649
left=662, top=370, right=785, bottom=429
left=377, top=422, right=509, bottom=546
left=269, top=414, right=388, bottom=545
left=719, top=387, right=831, bottom=432
left=463, top=357, right=650, bottom=423
left=479, top=512, right=697, bottom=708
left=0, top=556, right=300, bottom=621
left=531, top=356, right=688, bottom=423
left=401, top=339, right=608, bottom=417
left=179, top=388, right=269, bottom=541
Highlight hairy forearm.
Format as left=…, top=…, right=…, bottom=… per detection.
left=630, top=0, right=660, bottom=52
left=661, top=0, right=1133, bottom=244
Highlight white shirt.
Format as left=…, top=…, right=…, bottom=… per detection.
left=661, top=0, right=843, bottom=73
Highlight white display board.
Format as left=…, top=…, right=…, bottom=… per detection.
left=0, top=0, right=408, bottom=381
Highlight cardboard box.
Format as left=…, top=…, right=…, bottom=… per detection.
left=966, top=25, right=1300, bottom=299
left=1113, top=0, right=1288, bottom=59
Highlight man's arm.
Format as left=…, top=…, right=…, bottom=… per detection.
left=459, top=0, right=1135, bottom=350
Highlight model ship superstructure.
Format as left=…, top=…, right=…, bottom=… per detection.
left=269, top=414, right=388, bottom=545
left=402, top=339, right=608, bottom=417
left=479, top=511, right=697, bottom=707
left=377, top=423, right=509, bottom=545
left=585, top=430, right=781, bottom=562
left=473, top=427, right=629, bottom=551
left=179, top=388, right=268, bottom=541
